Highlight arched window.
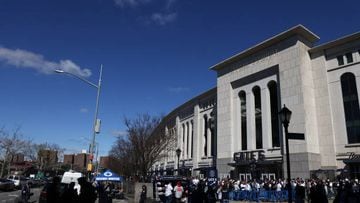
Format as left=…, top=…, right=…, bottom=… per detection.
left=210, top=114, right=215, bottom=157
left=253, top=86, right=263, bottom=149
left=239, top=91, right=247, bottom=150
left=268, top=81, right=280, bottom=147
left=340, top=73, right=360, bottom=144
left=203, top=115, right=208, bottom=156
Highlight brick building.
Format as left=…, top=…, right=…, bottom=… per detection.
left=99, top=156, right=121, bottom=174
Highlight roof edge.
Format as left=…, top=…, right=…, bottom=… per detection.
left=309, top=31, right=360, bottom=54
left=210, top=24, right=320, bottom=71
left=160, top=87, right=217, bottom=125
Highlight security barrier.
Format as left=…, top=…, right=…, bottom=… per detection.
left=227, top=190, right=296, bottom=202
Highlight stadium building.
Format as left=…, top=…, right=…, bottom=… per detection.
left=152, top=25, right=360, bottom=180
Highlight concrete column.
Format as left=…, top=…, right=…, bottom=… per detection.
left=261, top=86, right=272, bottom=149
left=192, top=105, right=200, bottom=175
left=356, top=76, right=360, bottom=105
left=165, top=126, right=169, bottom=162
left=184, top=122, right=188, bottom=160
left=182, top=123, right=186, bottom=158
left=207, top=116, right=212, bottom=157
left=202, top=115, right=207, bottom=157
left=189, top=121, right=193, bottom=159
left=246, top=91, right=256, bottom=150
left=175, top=116, right=181, bottom=171
left=234, top=94, right=242, bottom=152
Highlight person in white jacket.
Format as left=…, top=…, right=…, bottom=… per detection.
left=164, top=182, right=173, bottom=203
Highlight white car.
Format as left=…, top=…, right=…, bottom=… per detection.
left=7, top=175, right=27, bottom=188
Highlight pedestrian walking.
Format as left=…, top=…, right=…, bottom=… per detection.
left=21, top=182, right=31, bottom=203
left=62, top=182, right=78, bottom=203
left=164, top=182, right=173, bottom=203
left=77, top=177, right=97, bottom=203
left=174, top=181, right=184, bottom=203
left=295, top=180, right=305, bottom=203
left=46, top=176, right=62, bottom=203
left=139, top=185, right=147, bottom=203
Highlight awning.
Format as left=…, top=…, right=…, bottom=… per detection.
left=193, top=166, right=213, bottom=171
left=95, top=169, right=123, bottom=182
left=343, top=159, right=360, bottom=164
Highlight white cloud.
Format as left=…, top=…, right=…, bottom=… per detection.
left=151, top=12, right=177, bottom=25
left=80, top=108, right=89, bottom=113
left=167, top=86, right=189, bottom=93
left=0, top=47, right=91, bottom=77
left=114, top=0, right=178, bottom=25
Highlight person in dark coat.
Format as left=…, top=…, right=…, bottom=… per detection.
left=295, top=180, right=306, bottom=203
left=46, top=176, right=61, bottom=203
left=61, top=182, right=78, bottom=203
left=78, top=177, right=97, bottom=203
left=310, top=180, right=328, bottom=203
left=189, top=179, right=202, bottom=203
left=21, top=182, right=31, bottom=203
left=97, top=182, right=111, bottom=203
left=140, top=185, right=147, bottom=203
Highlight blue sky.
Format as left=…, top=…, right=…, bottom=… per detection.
left=0, top=0, right=359, bottom=157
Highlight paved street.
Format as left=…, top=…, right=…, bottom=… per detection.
left=0, top=188, right=41, bottom=203
left=0, top=188, right=133, bottom=203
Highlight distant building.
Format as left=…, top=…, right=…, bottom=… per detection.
left=38, top=149, right=58, bottom=169
left=11, top=153, right=24, bottom=163
left=74, top=153, right=89, bottom=170
left=63, top=154, right=75, bottom=165
left=99, top=156, right=121, bottom=174
left=62, top=153, right=91, bottom=172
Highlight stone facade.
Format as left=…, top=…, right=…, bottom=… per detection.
left=152, top=25, right=360, bottom=180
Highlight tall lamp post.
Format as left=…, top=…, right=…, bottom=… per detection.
left=279, top=104, right=292, bottom=203
left=55, top=65, right=103, bottom=176
left=176, top=148, right=181, bottom=176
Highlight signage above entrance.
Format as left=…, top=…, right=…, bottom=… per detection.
left=348, top=152, right=360, bottom=161
left=233, top=150, right=265, bottom=163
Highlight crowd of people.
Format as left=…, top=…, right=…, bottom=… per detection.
left=154, top=176, right=360, bottom=203
left=37, top=176, right=124, bottom=203
left=42, top=176, right=97, bottom=203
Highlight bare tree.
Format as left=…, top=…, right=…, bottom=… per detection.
left=110, top=114, right=175, bottom=178
left=0, top=126, right=30, bottom=177
left=35, top=142, right=64, bottom=170
left=23, top=141, right=65, bottom=171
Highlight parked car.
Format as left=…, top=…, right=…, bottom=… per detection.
left=0, top=178, right=15, bottom=191
left=7, top=175, right=28, bottom=189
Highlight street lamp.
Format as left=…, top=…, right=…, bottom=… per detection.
left=55, top=65, right=103, bottom=176
left=279, top=104, right=292, bottom=203
left=176, top=148, right=181, bottom=175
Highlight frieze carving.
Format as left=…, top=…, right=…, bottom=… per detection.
left=199, top=98, right=216, bottom=110
left=179, top=107, right=194, bottom=119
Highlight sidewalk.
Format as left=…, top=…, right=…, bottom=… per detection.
left=95, top=193, right=135, bottom=203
